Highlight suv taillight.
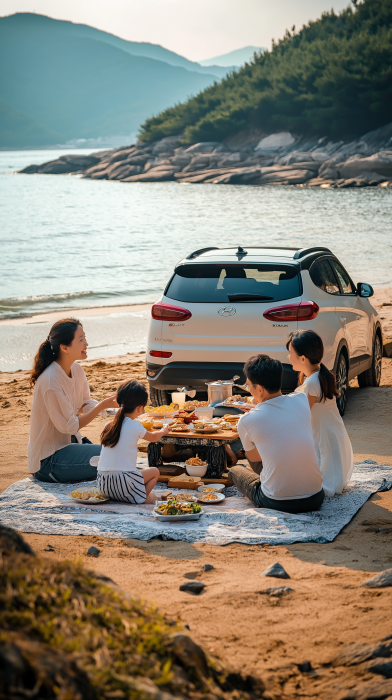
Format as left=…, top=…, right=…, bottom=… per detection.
left=263, top=301, right=319, bottom=322
left=149, top=350, right=172, bottom=358
left=151, top=302, right=192, bottom=321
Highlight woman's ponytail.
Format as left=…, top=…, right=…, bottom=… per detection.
left=318, top=362, right=339, bottom=402
left=101, top=380, right=148, bottom=448
left=31, top=318, right=81, bottom=387
left=286, top=330, right=339, bottom=402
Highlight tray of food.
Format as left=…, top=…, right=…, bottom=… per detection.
left=183, top=400, right=209, bottom=410
left=154, top=497, right=203, bottom=521
left=70, top=488, right=109, bottom=505
left=144, top=403, right=179, bottom=417
left=197, top=491, right=225, bottom=504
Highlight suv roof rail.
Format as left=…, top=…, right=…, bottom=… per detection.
left=186, top=247, right=219, bottom=259
left=294, top=246, right=332, bottom=259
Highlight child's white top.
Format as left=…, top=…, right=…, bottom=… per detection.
left=98, top=417, right=146, bottom=472
left=295, top=372, right=353, bottom=497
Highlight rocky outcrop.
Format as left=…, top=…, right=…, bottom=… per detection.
left=18, top=122, right=392, bottom=188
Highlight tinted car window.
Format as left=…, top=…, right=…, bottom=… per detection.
left=309, top=259, right=340, bottom=294
left=330, top=260, right=354, bottom=294
left=166, top=264, right=301, bottom=303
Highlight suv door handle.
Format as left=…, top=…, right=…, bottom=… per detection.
left=340, top=317, right=346, bottom=323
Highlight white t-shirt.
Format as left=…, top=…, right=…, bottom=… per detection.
left=28, top=361, right=99, bottom=473
left=237, top=392, right=323, bottom=500
left=98, top=417, right=146, bottom=472
left=295, top=372, right=353, bottom=497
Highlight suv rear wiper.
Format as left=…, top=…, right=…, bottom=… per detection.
left=227, top=293, right=274, bottom=301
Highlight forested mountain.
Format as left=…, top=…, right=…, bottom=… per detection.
left=0, top=13, right=220, bottom=148
left=140, top=0, right=392, bottom=144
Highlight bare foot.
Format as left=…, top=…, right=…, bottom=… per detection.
left=145, top=493, right=157, bottom=504
left=224, top=444, right=238, bottom=467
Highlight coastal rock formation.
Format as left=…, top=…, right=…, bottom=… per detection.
left=19, top=122, right=392, bottom=188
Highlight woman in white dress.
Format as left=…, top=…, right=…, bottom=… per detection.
left=286, top=330, right=353, bottom=497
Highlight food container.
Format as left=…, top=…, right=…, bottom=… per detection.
left=140, top=419, right=153, bottom=430
left=195, top=407, right=214, bottom=420
left=185, top=462, right=208, bottom=478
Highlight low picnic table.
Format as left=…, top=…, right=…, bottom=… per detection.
left=147, top=426, right=239, bottom=480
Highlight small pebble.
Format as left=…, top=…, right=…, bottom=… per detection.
left=259, top=586, right=293, bottom=597
left=261, top=562, right=290, bottom=579
left=184, top=572, right=199, bottom=580
left=87, top=546, right=101, bottom=558
left=297, top=661, right=313, bottom=673
left=200, top=564, right=214, bottom=572
left=179, top=581, right=206, bottom=595
left=44, top=544, right=55, bottom=552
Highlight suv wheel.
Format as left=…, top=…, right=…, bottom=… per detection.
left=358, top=333, right=382, bottom=388
left=149, top=386, right=171, bottom=407
left=336, top=352, right=348, bottom=416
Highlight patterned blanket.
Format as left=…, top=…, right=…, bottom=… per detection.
left=0, top=458, right=390, bottom=546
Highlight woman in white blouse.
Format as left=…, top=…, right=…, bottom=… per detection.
left=286, top=329, right=353, bottom=497
left=28, top=318, right=117, bottom=482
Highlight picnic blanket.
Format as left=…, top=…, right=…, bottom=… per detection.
left=0, top=458, right=391, bottom=546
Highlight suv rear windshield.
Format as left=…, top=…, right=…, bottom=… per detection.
left=166, top=264, right=301, bottom=303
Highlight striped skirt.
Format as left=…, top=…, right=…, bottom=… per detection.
left=97, top=470, right=146, bottom=504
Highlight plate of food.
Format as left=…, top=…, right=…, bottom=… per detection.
left=154, top=497, right=203, bottom=521
left=223, top=395, right=253, bottom=405
left=70, top=488, right=109, bottom=505
left=193, top=424, right=221, bottom=433
left=171, top=425, right=191, bottom=433
left=144, top=404, right=179, bottom=417
left=184, top=400, right=209, bottom=410
left=197, top=492, right=225, bottom=504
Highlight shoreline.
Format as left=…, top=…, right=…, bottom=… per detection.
left=0, top=302, right=153, bottom=327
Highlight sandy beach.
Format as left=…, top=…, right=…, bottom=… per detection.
left=1, top=328, right=392, bottom=690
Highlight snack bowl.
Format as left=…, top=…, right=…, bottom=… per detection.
left=197, top=483, right=225, bottom=493
left=185, top=460, right=207, bottom=477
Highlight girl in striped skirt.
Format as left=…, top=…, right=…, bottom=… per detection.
left=97, top=380, right=170, bottom=504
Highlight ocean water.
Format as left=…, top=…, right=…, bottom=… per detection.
left=1, top=149, right=392, bottom=370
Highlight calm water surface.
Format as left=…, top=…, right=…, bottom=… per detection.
left=1, top=149, right=392, bottom=320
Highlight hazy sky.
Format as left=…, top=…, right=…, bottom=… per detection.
left=0, top=0, right=350, bottom=61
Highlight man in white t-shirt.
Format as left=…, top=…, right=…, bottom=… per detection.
left=229, top=354, right=324, bottom=513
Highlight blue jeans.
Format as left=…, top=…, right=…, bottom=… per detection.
left=35, top=442, right=101, bottom=483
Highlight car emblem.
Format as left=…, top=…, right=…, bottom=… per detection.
left=218, top=306, right=236, bottom=317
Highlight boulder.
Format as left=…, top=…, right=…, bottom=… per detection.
left=122, top=166, right=181, bottom=182
left=184, top=142, right=221, bottom=154
left=19, top=164, right=39, bottom=174
left=318, top=161, right=339, bottom=180
left=339, top=151, right=392, bottom=179
left=361, top=568, right=392, bottom=588
left=109, top=164, right=142, bottom=180
left=331, top=642, right=392, bottom=667
left=151, top=135, right=183, bottom=154
left=337, top=178, right=368, bottom=188
left=383, top=340, right=392, bottom=358
left=107, top=147, right=138, bottom=165
left=259, top=169, right=314, bottom=184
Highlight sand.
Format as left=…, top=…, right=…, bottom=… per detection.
left=1, top=290, right=392, bottom=688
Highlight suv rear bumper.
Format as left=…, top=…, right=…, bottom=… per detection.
left=146, top=361, right=298, bottom=393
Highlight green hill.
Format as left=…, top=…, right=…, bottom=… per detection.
left=1, top=13, right=229, bottom=79
left=139, top=0, right=392, bottom=144
left=0, top=99, right=63, bottom=148
left=0, top=13, right=219, bottom=148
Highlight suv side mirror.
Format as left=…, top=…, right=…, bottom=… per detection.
left=357, top=282, right=374, bottom=298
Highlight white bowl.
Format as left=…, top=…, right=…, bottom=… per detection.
left=185, top=462, right=207, bottom=477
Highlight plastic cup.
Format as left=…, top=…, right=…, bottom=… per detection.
left=171, top=391, right=186, bottom=408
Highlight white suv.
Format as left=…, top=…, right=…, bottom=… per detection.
left=146, top=246, right=382, bottom=415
